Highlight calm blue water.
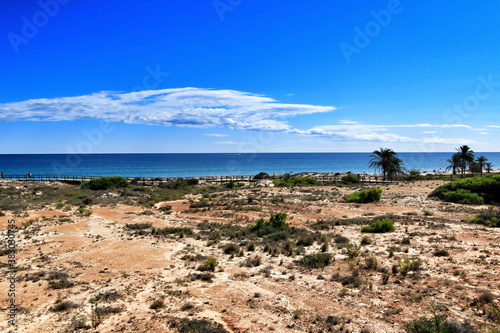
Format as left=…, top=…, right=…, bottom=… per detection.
left=0, top=153, right=499, bottom=178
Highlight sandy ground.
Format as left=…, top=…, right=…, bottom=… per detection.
left=0, top=179, right=499, bottom=332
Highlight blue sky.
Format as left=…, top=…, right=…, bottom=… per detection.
left=1, top=0, right=500, bottom=153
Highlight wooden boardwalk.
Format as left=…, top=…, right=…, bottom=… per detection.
left=0, top=174, right=399, bottom=184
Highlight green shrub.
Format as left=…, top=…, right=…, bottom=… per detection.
left=81, top=177, right=129, bottom=190
left=430, top=175, right=500, bottom=204
left=223, top=243, right=239, bottom=255
left=399, top=257, right=422, bottom=275
left=466, top=207, right=500, bottom=227
left=342, top=174, right=360, bottom=184
left=442, top=189, right=484, bottom=205
left=301, top=253, right=333, bottom=269
left=205, top=257, right=218, bottom=272
left=273, top=176, right=319, bottom=187
left=361, top=219, right=395, bottom=233
left=249, top=213, right=289, bottom=231
left=406, top=169, right=422, bottom=181
left=346, top=187, right=383, bottom=203
left=344, top=242, right=361, bottom=259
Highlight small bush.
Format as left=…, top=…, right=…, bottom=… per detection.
left=205, top=257, right=218, bottom=272
left=223, top=243, right=239, bottom=255
left=301, top=253, right=333, bottom=269
left=346, top=187, right=383, bottom=203
left=342, top=174, right=360, bottom=184
left=181, top=302, right=194, bottom=311
left=361, top=219, right=395, bottom=233
left=360, top=236, right=372, bottom=245
left=433, top=249, right=449, bottom=257
left=400, top=257, right=422, bottom=275
left=344, top=242, right=361, bottom=259
left=50, top=301, right=78, bottom=312
left=81, top=177, right=129, bottom=191
left=49, top=277, right=74, bottom=289
left=150, top=300, right=164, bottom=310
left=253, top=172, right=270, bottom=179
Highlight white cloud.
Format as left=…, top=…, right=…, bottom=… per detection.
left=422, top=131, right=437, bottom=134
left=204, top=134, right=228, bottom=137
left=487, top=125, right=500, bottom=128
left=300, top=123, right=479, bottom=145
left=0, top=88, right=336, bottom=132
left=339, top=120, right=358, bottom=124
left=479, top=132, right=490, bottom=135
left=214, top=141, right=242, bottom=145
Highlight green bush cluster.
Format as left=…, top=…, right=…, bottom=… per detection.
left=249, top=212, right=288, bottom=232
left=273, top=176, right=319, bottom=187
left=361, top=219, right=395, bottom=233
left=406, top=169, right=422, bottom=181
left=346, top=187, right=383, bottom=203
left=430, top=175, right=500, bottom=204
left=341, top=174, right=360, bottom=184
left=466, top=207, right=500, bottom=227
left=81, top=176, right=129, bottom=190
left=301, top=253, right=333, bottom=269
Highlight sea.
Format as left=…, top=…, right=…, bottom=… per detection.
left=0, top=153, right=499, bottom=178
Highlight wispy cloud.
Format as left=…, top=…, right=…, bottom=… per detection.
left=0, top=88, right=487, bottom=146
left=0, top=88, right=336, bottom=131
left=214, top=141, right=242, bottom=145
left=298, top=123, right=479, bottom=145
left=204, top=134, right=228, bottom=137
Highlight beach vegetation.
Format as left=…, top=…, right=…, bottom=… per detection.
left=369, top=147, right=406, bottom=181
left=466, top=206, right=500, bottom=227
left=273, top=175, right=319, bottom=187
left=81, top=176, right=129, bottom=190
left=253, top=172, right=270, bottom=179
left=399, top=257, right=422, bottom=275
left=406, top=169, right=422, bottom=181
left=301, top=252, right=333, bottom=269
left=341, top=173, right=360, bottom=184
left=430, top=174, right=500, bottom=204
left=344, top=242, right=361, bottom=259
left=249, top=212, right=288, bottom=232
left=361, top=219, right=395, bottom=233
left=346, top=187, right=383, bottom=203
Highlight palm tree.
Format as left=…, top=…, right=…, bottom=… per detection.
left=445, top=153, right=461, bottom=175
left=387, top=156, right=406, bottom=180
left=369, top=148, right=405, bottom=181
left=485, top=162, right=494, bottom=174
left=476, top=156, right=488, bottom=176
left=456, top=145, right=475, bottom=177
